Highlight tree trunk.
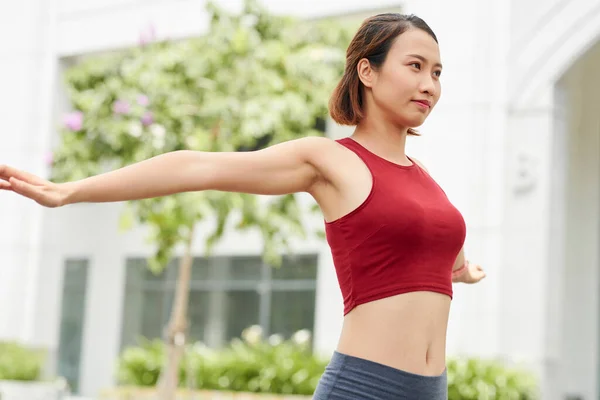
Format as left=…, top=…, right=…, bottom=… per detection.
left=156, top=225, right=195, bottom=400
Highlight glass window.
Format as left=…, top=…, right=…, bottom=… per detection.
left=270, top=290, right=317, bottom=340
left=228, top=256, right=263, bottom=281
left=57, top=259, right=89, bottom=394
left=272, top=254, right=318, bottom=280
left=187, top=290, right=210, bottom=343
left=121, top=254, right=318, bottom=349
left=223, top=290, right=261, bottom=342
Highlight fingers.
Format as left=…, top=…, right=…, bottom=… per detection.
left=0, top=165, right=47, bottom=186
left=10, top=178, right=61, bottom=207
left=9, top=178, right=45, bottom=204
left=9, top=177, right=36, bottom=196
left=478, top=267, right=487, bottom=280
left=0, top=179, right=12, bottom=190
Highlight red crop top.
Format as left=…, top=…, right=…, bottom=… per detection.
left=325, top=137, right=466, bottom=315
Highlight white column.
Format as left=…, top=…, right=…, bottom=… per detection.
left=555, top=48, right=600, bottom=400
left=77, top=204, right=128, bottom=396
left=0, top=0, right=58, bottom=345
left=313, top=243, right=344, bottom=356
left=500, top=88, right=556, bottom=384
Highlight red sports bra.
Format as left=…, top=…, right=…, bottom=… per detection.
left=325, top=137, right=466, bottom=315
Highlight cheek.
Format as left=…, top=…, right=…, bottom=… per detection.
left=376, top=70, right=414, bottom=101
left=390, top=69, right=416, bottom=91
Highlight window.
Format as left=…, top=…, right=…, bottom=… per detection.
left=57, top=259, right=89, bottom=394
left=120, top=254, right=318, bottom=349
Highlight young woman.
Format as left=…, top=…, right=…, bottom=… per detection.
left=0, top=13, right=485, bottom=399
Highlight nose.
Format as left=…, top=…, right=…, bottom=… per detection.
left=419, top=75, right=437, bottom=97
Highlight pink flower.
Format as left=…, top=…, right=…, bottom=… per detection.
left=139, top=23, right=157, bottom=47
left=137, top=95, right=149, bottom=106
left=113, top=100, right=130, bottom=115
left=141, top=111, right=154, bottom=126
left=43, top=151, right=54, bottom=166
left=63, top=111, right=83, bottom=131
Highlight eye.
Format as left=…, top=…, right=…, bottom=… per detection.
left=433, top=70, right=442, bottom=78
left=409, top=62, right=421, bottom=70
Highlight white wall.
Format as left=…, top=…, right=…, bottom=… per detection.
left=508, top=0, right=600, bottom=108
left=55, top=0, right=405, bottom=56
left=556, top=40, right=600, bottom=400
left=0, top=0, right=59, bottom=346
left=509, top=0, right=566, bottom=52
left=501, top=0, right=600, bottom=398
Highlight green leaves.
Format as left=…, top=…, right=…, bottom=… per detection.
left=116, top=327, right=327, bottom=395
left=446, top=358, right=539, bottom=399
left=51, top=0, right=353, bottom=273
left=0, top=342, right=45, bottom=381
left=115, top=332, right=539, bottom=398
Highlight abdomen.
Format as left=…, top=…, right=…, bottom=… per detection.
left=336, top=291, right=451, bottom=376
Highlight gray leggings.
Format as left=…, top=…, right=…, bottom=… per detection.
left=313, top=351, right=448, bottom=400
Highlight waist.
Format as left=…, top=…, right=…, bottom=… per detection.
left=336, top=291, right=451, bottom=376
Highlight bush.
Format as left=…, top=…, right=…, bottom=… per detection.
left=447, top=358, right=538, bottom=399
left=116, top=327, right=538, bottom=398
left=0, top=341, right=45, bottom=381
left=117, top=327, right=325, bottom=395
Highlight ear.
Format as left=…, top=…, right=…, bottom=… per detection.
left=357, top=58, right=375, bottom=88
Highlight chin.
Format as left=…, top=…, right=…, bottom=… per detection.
left=397, top=117, right=427, bottom=129
left=387, top=109, right=428, bottom=129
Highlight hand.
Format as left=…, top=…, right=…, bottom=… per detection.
left=461, top=261, right=486, bottom=284
left=0, top=165, right=69, bottom=208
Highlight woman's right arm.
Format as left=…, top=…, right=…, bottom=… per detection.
left=0, top=136, right=335, bottom=207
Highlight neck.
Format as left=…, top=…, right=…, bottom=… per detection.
left=352, top=111, right=411, bottom=165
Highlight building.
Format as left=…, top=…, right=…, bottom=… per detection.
left=1, top=0, right=599, bottom=398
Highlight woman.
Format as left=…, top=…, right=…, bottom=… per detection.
left=0, top=13, right=485, bottom=399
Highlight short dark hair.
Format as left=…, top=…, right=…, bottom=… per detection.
left=329, top=14, right=438, bottom=135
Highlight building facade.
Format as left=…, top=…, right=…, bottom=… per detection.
left=1, top=0, right=599, bottom=398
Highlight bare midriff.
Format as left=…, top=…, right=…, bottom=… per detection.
left=336, top=291, right=451, bottom=377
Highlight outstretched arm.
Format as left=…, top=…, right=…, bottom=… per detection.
left=451, top=247, right=486, bottom=284
left=0, top=136, right=332, bottom=207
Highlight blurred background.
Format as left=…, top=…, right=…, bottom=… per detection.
left=1, top=0, right=599, bottom=399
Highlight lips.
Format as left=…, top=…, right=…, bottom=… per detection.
left=412, top=100, right=431, bottom=108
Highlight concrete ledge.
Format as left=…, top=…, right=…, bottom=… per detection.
left=0, top=381, right=68, bottom=400
left=99, top=387, right=311, bottom=400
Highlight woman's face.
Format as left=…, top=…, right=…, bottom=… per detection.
left=360, top=28, right=442, bottom=129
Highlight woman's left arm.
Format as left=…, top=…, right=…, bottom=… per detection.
left=452, top=247, right=486, bottom=284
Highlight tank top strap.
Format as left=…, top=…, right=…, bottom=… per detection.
left=335, top=137, right=419, bottom=173
left=335, top=137, right=382, bottom=171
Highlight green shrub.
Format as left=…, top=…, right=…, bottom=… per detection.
left=0, top=341, right=45, bottom=381
left=187, top=329, right=326, bottom=395
left=116, top=328, right=538, bottom=398
left=116, top=338, right=165, bottom=387
left=447, top=358, right=538, bottom=399
left=117, top=327, right=325, bottom=395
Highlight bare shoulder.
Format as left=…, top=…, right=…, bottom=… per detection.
left=276, top=135, right=350, bottom=184
left=292, top=135, right=338, bottom=153
left=294, top=136, right=363, bottom=190
left=294, top=135, right=340, bottom=151
left=294, top=136, right=349, bottom=166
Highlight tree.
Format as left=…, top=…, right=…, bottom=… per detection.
left=51, top=0, right=352, bottom=398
